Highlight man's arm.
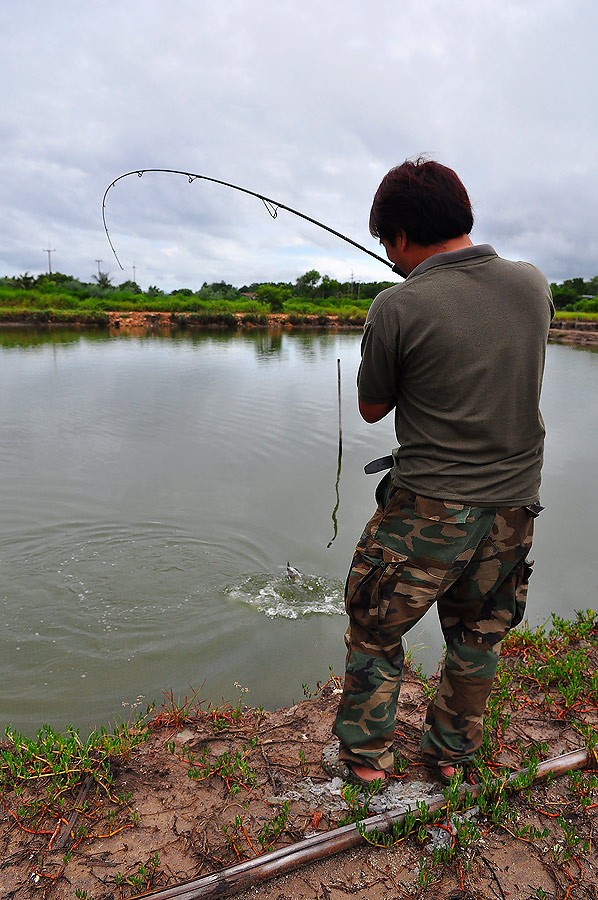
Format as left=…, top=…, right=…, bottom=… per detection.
left=358, top=399, right=395, bottom=423
left=357, top=312, right=398, bottom=423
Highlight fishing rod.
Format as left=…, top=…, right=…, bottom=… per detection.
left=102, top=168, right=401, bottom=274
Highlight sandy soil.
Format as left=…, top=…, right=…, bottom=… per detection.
left=105, top=311, right=354, bottom=334
left=2, top=310, right=597, bottom=348
left=2, top=637, right=598, bottom=900
left=103, top=310, right=598, bottom=349
left=548, top=320, right=598, bottom=349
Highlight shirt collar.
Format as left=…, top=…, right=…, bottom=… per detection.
left=407, top=244, right=497, bottom=280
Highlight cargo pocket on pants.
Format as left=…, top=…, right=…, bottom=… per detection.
left=345, top=537, right=408, bottom=627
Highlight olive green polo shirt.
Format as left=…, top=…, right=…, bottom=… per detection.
left=358, top=244, right=554, bottom=506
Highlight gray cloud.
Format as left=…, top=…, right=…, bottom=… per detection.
left=1, top=0, right=596, bottom=289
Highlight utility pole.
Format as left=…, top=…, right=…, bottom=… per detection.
left=43, top=245, right=55, bottom=274
left=95, top=259, right=102, bottom=277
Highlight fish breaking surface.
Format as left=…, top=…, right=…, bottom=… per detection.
left=226, top=572, right=344, bottom=618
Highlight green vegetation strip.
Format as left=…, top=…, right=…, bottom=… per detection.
left=0, top=720, right=148, bottom=848
left=1, top=269, right=596, bottom=319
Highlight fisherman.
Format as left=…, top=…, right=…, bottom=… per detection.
left=322, top=157, right=554, bottom=787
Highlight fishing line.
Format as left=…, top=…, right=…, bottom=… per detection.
left=101, top=168, right=398, bottom=553
left=101, top=168, right=398, bottom=272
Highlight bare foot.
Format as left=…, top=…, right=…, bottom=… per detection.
left=351, top=762, right=386, bottom=782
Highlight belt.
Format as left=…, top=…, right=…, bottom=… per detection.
left=363, top=460, right=547, bottom=518
left=364, top=455, right=394, bottom=475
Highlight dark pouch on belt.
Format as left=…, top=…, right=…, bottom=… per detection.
left=524, top=503, right=544, bottom=518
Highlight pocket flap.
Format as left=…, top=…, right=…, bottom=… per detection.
left=414, top=495, right=471, bottom=524
left=360, top=537, right=408, bottom=567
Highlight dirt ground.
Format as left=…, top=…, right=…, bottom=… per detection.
left=548, top=321, right=598, bottom=349
left=2, top=629, right=598, bottom=900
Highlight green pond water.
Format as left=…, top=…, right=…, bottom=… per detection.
left=0, top=327, right=596, bottom=734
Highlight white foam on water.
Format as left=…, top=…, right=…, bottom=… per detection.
left=225, top=572, right=344, bottom=619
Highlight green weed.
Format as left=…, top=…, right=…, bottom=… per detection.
left=298, top=748, right=309, bottom=776
left=258, top=801, right=290, bottom=849
left=0, top=720, right=148, bottom=798
left=222, top=802, right=290, bottom=857
left=115, top=853, right=160, bottom=893
left=168, top=736, right=259, bottom=793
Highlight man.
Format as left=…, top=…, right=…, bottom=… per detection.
left=322, top=158, right=554, bottom=787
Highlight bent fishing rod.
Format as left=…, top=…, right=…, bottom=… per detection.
left=102, top=168, right=402, bottom=275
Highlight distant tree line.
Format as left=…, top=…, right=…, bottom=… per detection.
left=550, top=276, right=598, bottom=312
left=1, top=270, right=597, bottom=314
left=0, top=269, right=395, bottom=313
left=239, top=269, right=395, bottom=312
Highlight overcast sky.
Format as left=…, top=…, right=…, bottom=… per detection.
left=1, top=0, right=596, bottom=290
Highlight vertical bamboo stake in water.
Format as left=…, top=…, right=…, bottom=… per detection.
left=328, top=359, right=343, bottom=548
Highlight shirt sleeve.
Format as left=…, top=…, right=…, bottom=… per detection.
left=357, top=319, right=398, bottom=404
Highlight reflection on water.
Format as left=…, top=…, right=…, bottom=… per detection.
left=0, top=327, right=596, bottom=734
left=254, top=331, right=283, bottom=359
left=327, top=358, right=343, bottom=548
left=0, top=326, right=111, bottom=350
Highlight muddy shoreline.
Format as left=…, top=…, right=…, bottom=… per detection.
left=107, top=312, right=598, bottom=348
left=1, top=310, right=597, bottom=348
left=104, top=311, right=362, bottom=334
left=548, top=318, right=598, bottom=348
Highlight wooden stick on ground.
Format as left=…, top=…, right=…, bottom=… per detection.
left=137, top=748, right=590, bottom=900
left=54, top=773, right=96, bottom=851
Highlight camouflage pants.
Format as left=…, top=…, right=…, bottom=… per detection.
left=333, top=474, right=535, bottom=772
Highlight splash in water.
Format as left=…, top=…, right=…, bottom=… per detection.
left=225, top=570, right=344, bottom=619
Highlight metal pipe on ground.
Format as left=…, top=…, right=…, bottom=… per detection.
left=136, top=748, right=590, bottom=900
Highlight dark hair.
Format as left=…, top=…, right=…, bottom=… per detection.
left=369, top=157, right=474, bottom=246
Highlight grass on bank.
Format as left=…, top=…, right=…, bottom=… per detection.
left=0, top=284, right=372, bottom=321
left=1, top=304, right=596, bottom=331
left=2, top=270, right=598, bottom=326
left=0, top=283, right=597, bottom=328
left=552, top=311, right=598, bottom=321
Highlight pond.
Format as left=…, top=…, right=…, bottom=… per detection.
left=0, top=327, right=596, bottom=734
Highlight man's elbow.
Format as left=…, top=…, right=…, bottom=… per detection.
left=359, top=399, right=395, bottom=423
